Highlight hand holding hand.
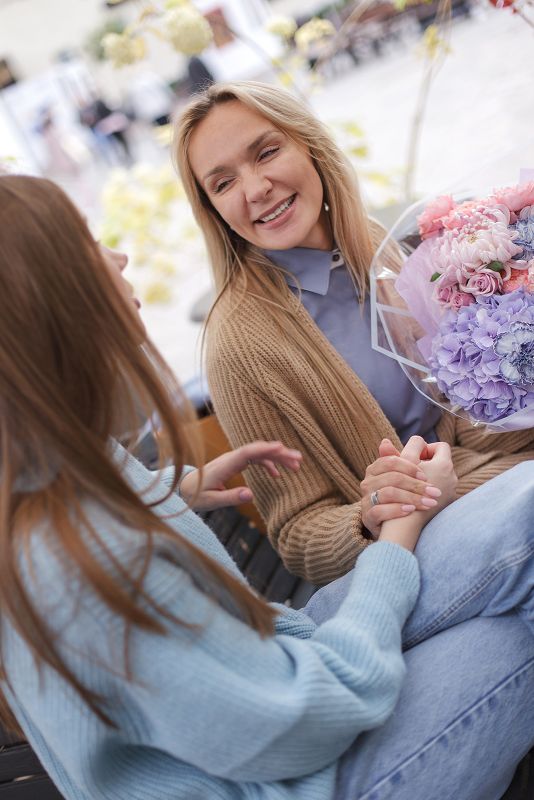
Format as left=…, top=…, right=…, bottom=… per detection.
left=361, top=437, right=443, bottom=537
left=379, top=436, right=458, bottom=551
left=179, top=440, right=302, bottom=512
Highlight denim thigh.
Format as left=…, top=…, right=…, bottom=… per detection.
left=336, top=616, right=534, bottom=800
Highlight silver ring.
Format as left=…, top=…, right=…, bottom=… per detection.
left=370, top=490, right=380, bottom=507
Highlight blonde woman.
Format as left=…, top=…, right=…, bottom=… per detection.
left=1, top=173, right=533, bottom=800
left=175, top=81, right=534, bottom=584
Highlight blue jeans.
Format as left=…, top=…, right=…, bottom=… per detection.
left=304, top=462, right=534, bottom=799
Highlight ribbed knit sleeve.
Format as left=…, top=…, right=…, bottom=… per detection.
left=4, top=452, right=420, bottom=800
left=207, top=323, right=377, bottom=585
left=436, top=414, right=534, bottom=495
left=208, top=294, right=534, bottom=585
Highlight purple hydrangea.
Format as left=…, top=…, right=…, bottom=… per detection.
left=430, top=288, right=534, bottom=422
left=511, top=205, right=534, bottom=261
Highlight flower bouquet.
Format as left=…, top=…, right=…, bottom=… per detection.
left=370, top=177, right=534, bottom=431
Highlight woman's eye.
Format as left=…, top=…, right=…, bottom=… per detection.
left=214, top=179, right=232, bottom=194
left=259, top=146, right=279, bottom=161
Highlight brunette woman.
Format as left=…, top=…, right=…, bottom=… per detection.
left=0, top=174, right=533, bottom=800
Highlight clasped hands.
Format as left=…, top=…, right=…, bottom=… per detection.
left=179, top=441, right=302, bottom=512
left=361, top=436, right=458, bottom=538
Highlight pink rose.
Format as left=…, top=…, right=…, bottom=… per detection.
left=488, top=182, right=534, bottom=213
left=436, top=283, right=455, bottom=304
left=435, top=281, right=475, bottom=309
left=417, top=195, right=455, bottom=239
left=450, top=290, right=476, bottom=310
left=462, top=271, right=502, bottom=296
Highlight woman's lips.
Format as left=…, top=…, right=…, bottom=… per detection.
left=256, top=194, right=297, bottom=230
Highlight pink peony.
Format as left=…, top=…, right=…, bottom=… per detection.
left=417, top=195, right=455, bottom=239
left=461, top=271, right=502, bottom=296
left=488, top=182, right=534, bottom=213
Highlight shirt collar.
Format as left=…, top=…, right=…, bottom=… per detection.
left=263, top=247, right=344, bottom=296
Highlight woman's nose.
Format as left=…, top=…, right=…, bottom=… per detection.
left=243, top=170, right=272, bottom=204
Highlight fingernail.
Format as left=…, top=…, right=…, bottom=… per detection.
left=289, top=450, right=302, bottom=458
left=239, top=489, right=252, bottom=501
left=416, top=470, right=426, bottom=480
left=401, top=504, right=416, bottom=512
left=421, top=497, right=438, bottom=507
left=425, top=486, right=442, bottom=497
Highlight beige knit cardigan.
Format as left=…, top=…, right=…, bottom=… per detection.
left=207, top=290, right=534, bottom=585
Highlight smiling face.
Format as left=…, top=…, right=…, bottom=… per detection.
left=188, top=100, right=332, bottom=252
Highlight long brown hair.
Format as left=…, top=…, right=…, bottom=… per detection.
left=0, top=175, right=275, bottom=731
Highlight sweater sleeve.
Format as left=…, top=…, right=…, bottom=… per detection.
left=435, top=414, right=534, bottom=496
left=109, top=541, right=420, bottom=783
left=208, top=343, right=370, bottom=585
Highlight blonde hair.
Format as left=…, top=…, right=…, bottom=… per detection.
left=174, top=81, right=384, bottom=309
left=0, top=175, right=275, bottom=732
left=173, top=83, right=397, bottom=453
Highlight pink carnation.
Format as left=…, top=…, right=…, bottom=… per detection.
left=503, top=265, right=534, bottom=294
left=488, top=182, right=534, bottom=213
left=417, top=195, right=455, bottom=239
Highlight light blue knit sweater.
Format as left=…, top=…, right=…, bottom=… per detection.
left=3, top=444, right=420, bottom=800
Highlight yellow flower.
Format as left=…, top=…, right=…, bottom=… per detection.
left=152, top=253, right=178, bottom=277
left=144, top=281, right=173, bottom=304
left=294, top=18, right=335, bottom=53
left=163, top=6, right=213, bottom=55
left=419, top=24, right=451, bottom=59
left=102, top=32, right=146, bottom=67
left=153, top=123, right=173, bottom=147
left=266, top=15, right=297, bottom=40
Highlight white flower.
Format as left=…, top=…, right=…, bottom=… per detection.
left=164, top=6, right=213, bottom=56
left=432, top=223, right=523, bottom=277
left=102, top=32, right=146, bottom=67
left=266, top=15, right=297, bottom=40
left=294, top=18, right=335, bottom=53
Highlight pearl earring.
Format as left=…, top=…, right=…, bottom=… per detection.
left=324, top=201, right=330, bottom=212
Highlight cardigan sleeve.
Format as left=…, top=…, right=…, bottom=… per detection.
left=207, top=340, right=371, bottom=584
left=435, top=414, right=534, bottom=496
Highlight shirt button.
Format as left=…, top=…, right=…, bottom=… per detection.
left=333, top=253, right=340, bottom=262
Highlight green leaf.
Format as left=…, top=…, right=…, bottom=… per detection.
left=430, top=272, right=442, bottom=282
left=486, top=260, right=504, bottom=272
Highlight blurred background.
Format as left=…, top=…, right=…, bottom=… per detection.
left=1, top=0, right=533, bottom=386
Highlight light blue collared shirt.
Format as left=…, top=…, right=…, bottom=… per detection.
left=264, top=247, right=440, bottom=445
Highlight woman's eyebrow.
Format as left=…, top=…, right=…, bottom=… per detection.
left=202, top=130, right=279, bottom=182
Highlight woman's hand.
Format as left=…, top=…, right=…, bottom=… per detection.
left=379, top=437, right=458, bottom=551
left=361, top=437, right=443, bottom=537
left=179, top=441, right=302, bottom=512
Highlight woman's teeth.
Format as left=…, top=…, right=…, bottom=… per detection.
left=259, top=195, right=295, bottom=223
